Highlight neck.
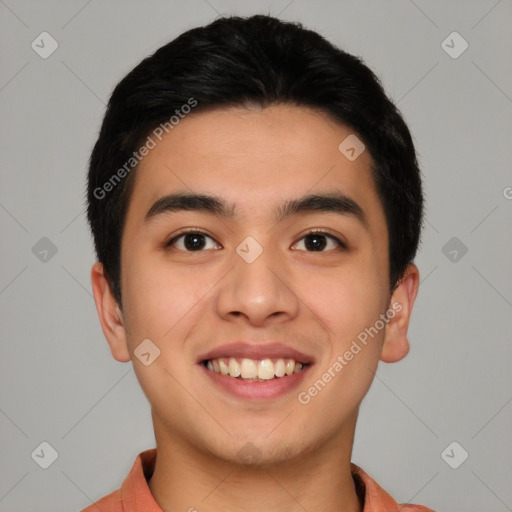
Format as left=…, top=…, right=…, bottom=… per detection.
left=148, top=413, right=363, bottom=512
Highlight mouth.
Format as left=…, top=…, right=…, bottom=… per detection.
left=197, top=342, right=315, bottom=400
left=202, top=357, right=311, bottom=382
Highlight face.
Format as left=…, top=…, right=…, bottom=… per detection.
left=92, top=104, right=418, bottom=466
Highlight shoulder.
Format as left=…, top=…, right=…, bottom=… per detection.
left=80, top=489, right=123, bottom=512
left=399, top=505, right=437, bottom=511
left=351, top=463, right=437, bottom=512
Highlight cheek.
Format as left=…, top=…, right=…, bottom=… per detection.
left=121, top=251, right=208, bottom=342
left=300, top=272, right=385, bottom=420
left=303, top=258, right=386, bottom=340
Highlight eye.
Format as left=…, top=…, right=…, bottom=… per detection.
left=165, top=230, right=221, bottom=251
left=292, top=231, right=345, bottom=252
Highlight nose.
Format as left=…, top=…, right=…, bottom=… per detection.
left=215, top=243, right=300, bottom=327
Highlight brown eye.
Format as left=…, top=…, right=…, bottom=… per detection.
left=292, top=231, right=345, bottom=252
left=166, top=231, right=220, bottom=251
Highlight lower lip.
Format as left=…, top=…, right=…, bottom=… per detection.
left=200, top=364, right=311, bottom=401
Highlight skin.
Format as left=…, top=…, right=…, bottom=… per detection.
left=91, top=104, right=419, bottom=512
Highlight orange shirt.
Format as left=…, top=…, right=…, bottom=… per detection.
left=81, top=449, right=436, bottom=512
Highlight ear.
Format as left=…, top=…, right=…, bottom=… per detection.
left=90, top=262, right=131, bottom=362
left=380, top=264, right=420, bottom=363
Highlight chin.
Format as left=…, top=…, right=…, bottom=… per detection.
left=208, top=435, right=307, bottom=468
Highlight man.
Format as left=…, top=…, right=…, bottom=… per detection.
left=84, top=14, right=435, bottom=512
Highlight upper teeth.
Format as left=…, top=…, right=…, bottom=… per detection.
left=206, top=357, right=304, bottom=380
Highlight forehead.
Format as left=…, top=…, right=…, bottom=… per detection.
left=126, top=104, right=383, bottom=226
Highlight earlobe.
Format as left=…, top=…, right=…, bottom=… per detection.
left=90, top=262, right=131, bottom=362
left=380, top=264, right=420, bottom=363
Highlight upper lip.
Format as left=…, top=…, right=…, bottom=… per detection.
left=198, top=342, right=315, bottom=365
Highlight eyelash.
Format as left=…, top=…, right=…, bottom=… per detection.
left=165, top=229, right=347, bottom=252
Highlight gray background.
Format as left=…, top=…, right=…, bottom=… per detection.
left=1, top=0, right=511, bottom=511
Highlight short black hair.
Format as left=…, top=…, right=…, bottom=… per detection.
left=86, top=14, right=424, bottom=308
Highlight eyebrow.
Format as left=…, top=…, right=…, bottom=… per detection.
left=144, top=191, right=368, bottom=229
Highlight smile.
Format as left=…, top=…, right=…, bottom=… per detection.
left=204, top=357, right=309, bottom=381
